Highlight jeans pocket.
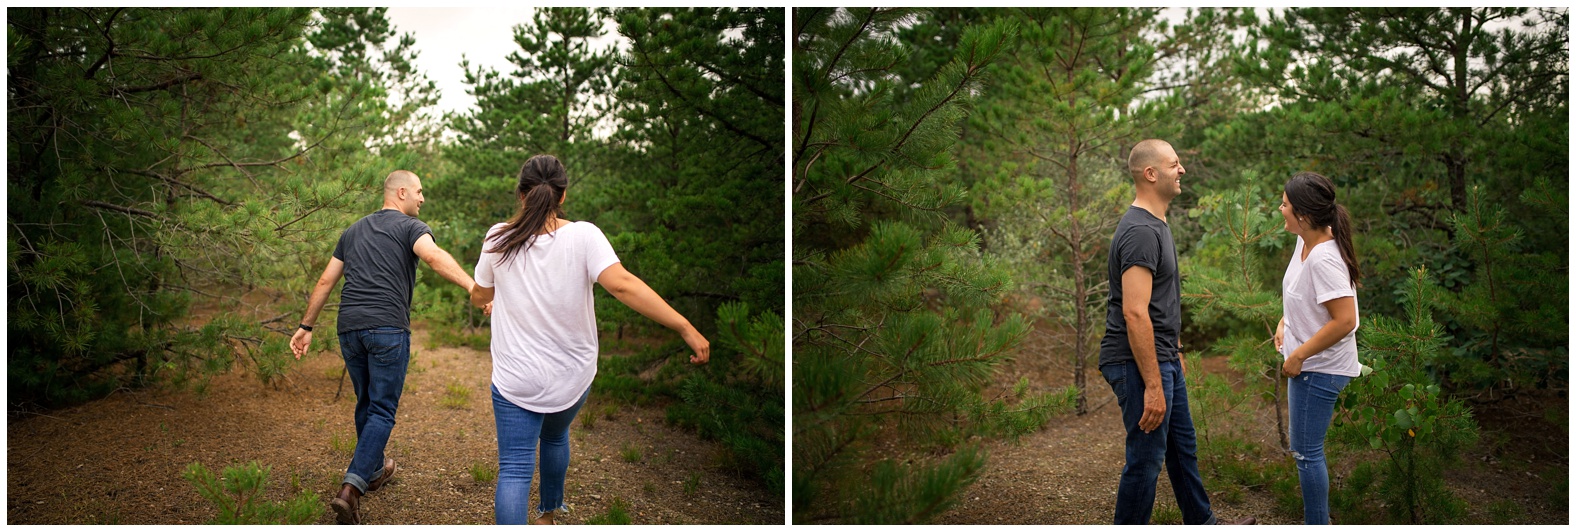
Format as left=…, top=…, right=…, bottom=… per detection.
left=363, top=329, right=407, bottom=366
left=1101, top=366, right=1127, bottom=402
left=1307, top=373, right=1349, bottom=401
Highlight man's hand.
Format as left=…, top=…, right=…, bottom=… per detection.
left=1140, top=385, right=1166, bottom=432
left=682, top=328, right=710, bottom=365
left=291, top=328, right=313, bottom=360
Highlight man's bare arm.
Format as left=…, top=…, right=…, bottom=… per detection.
left=413, top=233, right=475, bottom=291
left=291, top=257, right=345, bottom=359
left=1122, top=265, right=1165, bottom=432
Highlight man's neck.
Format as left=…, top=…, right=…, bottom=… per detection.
left=1132, top=192, right=1170, bottom=223
left=379, top=205, right=401, bottom=214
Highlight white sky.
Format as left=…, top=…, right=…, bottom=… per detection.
left=384, top=7, right=624, bottom=119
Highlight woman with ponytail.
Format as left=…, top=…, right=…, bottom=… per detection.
left=468, top=154, right=710, bottom=524
left=1273, top=171, right=1362, bottom=525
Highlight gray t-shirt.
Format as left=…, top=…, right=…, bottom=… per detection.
left=332, top=209, right=433, bottom=335
left=1099, top=206, right=1182, bottom=367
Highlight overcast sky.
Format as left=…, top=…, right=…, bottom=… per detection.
left=384, top=7, right=624, bottom=119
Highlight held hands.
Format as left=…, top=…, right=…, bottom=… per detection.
left=290, top=328, right=312, bottom=360
left=681, top=328, right=710, bottom=365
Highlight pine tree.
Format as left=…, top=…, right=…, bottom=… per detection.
left=448, top=7, right=616, bottom=176
left=793, top=8, right=1073, bottom=523
left=6, top=7, right=443, bottom=406
left=1213, top=7, right=1567, bottom=392
left=1238, top=8, right=1567, bottom=212
left=970, top=7, right=1170, bottom=415
left=1329, top=267, right=1479, bottom=523
left=609, top=7, right=785, bottom=492
left=1181, top=182, right=1294, bottom=449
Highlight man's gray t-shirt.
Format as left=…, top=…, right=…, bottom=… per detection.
left=1099, top=206, right=1182, bottom=367
left=332, top=209, right=432, bottom=335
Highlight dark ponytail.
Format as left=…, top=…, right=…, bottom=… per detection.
left=1285, top=172, right=1362, bottom=287
left=487, top=154, right=569, bottom=265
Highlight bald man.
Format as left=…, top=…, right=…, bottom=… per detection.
left=290, top=170, right=478, bottom=524
left=1098, top=140, right=1255, bottom=525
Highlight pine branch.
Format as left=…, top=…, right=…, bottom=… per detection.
left=81, top=7, right=126, bottom=80
left=80, top=200, right=158, bottom=218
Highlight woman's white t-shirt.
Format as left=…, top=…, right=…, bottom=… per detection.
left=475, top=221, right=621, bottom=413
left=1280, top=235, right=1361, bottom=377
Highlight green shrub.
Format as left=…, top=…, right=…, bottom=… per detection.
left=440, top=381, right=472, bottom=409
left=1329, top=268, right=1478, bottom=524
left=620, top=443, right=642, bottom=463
left=183, top=461, right=319, bottom=524
left=584, top=497, right=632, bottom=525
left=469, top=462, right=497, bottom=483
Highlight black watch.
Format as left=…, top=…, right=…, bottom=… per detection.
left=299, top=323, right=314, bottom=332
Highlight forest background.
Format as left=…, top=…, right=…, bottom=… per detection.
left=7, top=5, right=785, bottom=512
left=793, top=7, right=1568, bottom=524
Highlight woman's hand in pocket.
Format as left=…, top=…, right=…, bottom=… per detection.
left=1281, top=354, right=1304, bottom=378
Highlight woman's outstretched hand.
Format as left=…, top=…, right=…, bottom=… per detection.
left=682, top=328, right=710, bottom=365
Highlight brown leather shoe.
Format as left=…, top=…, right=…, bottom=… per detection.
left=366, top=459, right=397, bottom=493
left=330, top=483, right=361, bottom=525
left=532, top=510, right=557, bottom=525
left=1215, top=516, right=1257, bottom=525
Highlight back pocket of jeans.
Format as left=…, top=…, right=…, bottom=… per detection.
left=364, top=329, right=406, bottom=365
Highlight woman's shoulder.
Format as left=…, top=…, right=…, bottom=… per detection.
left=484, top=222, right=509, bottom=238
left=560, top=220, right=606, bottom=236
left=1308, top=241, right=1352, bottom=280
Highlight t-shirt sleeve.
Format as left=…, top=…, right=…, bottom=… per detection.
left=1309, top=251, right=1356, bottom=303
left=1116, top=226, right=1162, bottom=275
left=332, top=230, right=347, bottom=261
left=474, top=224, right=503, bottom=289
left=408, top=219, right=434, bottom=250
left=584, top=224, right=621, bottom=284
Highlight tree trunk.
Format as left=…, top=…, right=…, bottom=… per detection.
left=1069, top=147, right=1089, bottom=416
left=1448, top=8, right=1471, bottom=211
left=1274, top=375, right=1288, bottom=449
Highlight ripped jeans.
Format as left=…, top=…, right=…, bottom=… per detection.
left=492, top=384, right=590, bottom=524
left=1287, top=371, right=1352, bottom=525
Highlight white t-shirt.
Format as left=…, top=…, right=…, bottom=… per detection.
left=1280, top=236, right=1361, bottom=377
left=474, top=221, right=621, bottom=412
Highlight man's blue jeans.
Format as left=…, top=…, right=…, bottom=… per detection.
left=492, top=384, right=590, bottom=525
left=1101, top=359, right=1216, bottom=525
left=1287, top=371, right=1351, bottom=525
left=337, top=326, right=410, bottom=494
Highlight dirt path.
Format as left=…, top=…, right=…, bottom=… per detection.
left=6, top=326, right=783, bottom=525
left=932, top=354, right=1279, bottom=524
left=929, top=325, right=1567, bottom=525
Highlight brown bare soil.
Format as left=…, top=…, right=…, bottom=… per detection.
left=6, top=325, right=783, bottom=525
left=921, top=320, right=1568, bottom=525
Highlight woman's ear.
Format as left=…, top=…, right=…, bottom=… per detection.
left=560, top=189, right=568, bottom=205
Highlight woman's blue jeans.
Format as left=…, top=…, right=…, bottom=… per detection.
left=1287, top=371, right=1352, bottom=525
left=492, top=384, right=589, bottom=524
